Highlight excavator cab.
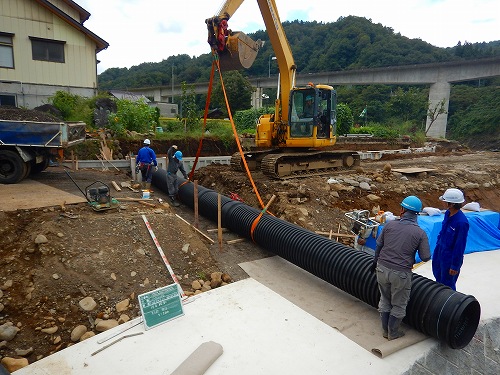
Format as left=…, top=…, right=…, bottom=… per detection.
left=288, top=86, right=337, bottom=144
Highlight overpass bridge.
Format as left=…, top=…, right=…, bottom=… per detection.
left=131, top=57, right=500, bottom=138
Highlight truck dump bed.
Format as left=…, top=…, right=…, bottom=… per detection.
left=0, top=120, right=86, bottom=147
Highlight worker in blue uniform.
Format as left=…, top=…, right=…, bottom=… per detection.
left=370, top=196, right=431, bottom=340
left=135, top=139, right=158, bottom=191
left=166, top=145, right=188, bottom=207
left=432, top=188, right=469, bottom=291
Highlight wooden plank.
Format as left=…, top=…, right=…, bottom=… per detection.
left=111, top=181, right=122, bottom=192
left=139, top=201, right=156, bottom=207
left=175, top=214, right=215, bottom=244
left=392, top=167, right=436, bottom=174
left=226, top=238, right=246, bottom=244
left=117, top=197, right=154, bottom=202
left=315, top=231, right=355, bottom=238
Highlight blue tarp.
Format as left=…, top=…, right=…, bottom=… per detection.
left=365, top=210, right=500, bottom=261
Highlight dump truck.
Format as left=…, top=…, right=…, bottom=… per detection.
left=0, top=119, right=86, bottom=184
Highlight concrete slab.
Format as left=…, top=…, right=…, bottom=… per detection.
left=0, top=180, right=86, bottom=211
left=12, top=250, right=500, bottom=375
left=14, top=278, right=433, bottom=375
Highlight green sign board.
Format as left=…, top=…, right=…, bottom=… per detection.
left=138, top=284, right=184, bottom=330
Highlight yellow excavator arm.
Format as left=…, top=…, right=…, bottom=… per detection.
left=206, top=0, right=296, bottom=121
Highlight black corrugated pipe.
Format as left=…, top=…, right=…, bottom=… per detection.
left=152, top=173, right=481, bottom=349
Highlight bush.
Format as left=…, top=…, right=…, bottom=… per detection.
left=108, top=99, right=157, bottom=135
left=233, top=107, right=274, bottom=132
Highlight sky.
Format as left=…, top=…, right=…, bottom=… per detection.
left=76, top=0, right=500, bottom=74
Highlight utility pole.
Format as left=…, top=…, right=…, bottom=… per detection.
left=268, top=55, right=276, bottom=78
left=171, top=65, right=174, bottom=103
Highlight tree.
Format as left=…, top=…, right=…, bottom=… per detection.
left=336, top=103, right=354, bottom=135
left=179, top=82, right=200, bottom=132
left=207, top=71, right=254, bottom=116
left=425, top=98, right=447, bottom=135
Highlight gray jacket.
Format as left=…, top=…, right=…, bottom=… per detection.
left=373, top=211, right=431, bottom=272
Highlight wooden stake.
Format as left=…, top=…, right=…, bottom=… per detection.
left=175, top=214, right=215, bottom=244
left=336, top=223, right=341, bottom=241
left=194, top=180, right=199, bottom=228
left=329, top=229, right=333, bottom=239
left=218, top=193, right=222, bottom=252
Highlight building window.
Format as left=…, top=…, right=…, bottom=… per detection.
left=0, top=95, right=16, bottom=106
left=0, top=33, right=14, bottom=68
left=30, top=37, right=65, bottom=63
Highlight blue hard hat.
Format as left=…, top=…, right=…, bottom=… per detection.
left=174, top=150, right=183, bottom=160
left=401, top=195, right=422, bottom=212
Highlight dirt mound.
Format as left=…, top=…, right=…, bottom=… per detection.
left=0, top=107, right=61, bottom=122
left=0, top=151, right=499, bottom=368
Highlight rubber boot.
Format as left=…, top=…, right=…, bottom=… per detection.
left=380, top=312, right=390, bottom=339
left=388, top=315, right=405, bottom=340
left=170, top=196, right=180, bottom=207
left=145, top=182, right=153, bottom=193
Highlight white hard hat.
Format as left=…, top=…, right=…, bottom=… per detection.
left=144, top=139, right=151, bottom=145
left=439, top=188, right=465, bottom=204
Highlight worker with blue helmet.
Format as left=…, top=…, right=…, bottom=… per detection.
left=166, top=145, right=188, bottom=207
left=370, top=195, right=430, bottom=341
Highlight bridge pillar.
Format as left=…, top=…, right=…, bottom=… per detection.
left=426, top=81, right=450, bottom=138
left=252, top=87, right=264, bottom=109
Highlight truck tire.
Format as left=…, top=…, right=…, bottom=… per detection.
left=30, top=156, right=50, bottom=175
left=0, top=150, right=28, bottom=184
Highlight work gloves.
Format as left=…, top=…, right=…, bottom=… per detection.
left=135, top=165, right=140, bottom=174
left=369, top=262, right=377, bottom=274
left=154, top=166, right=159, bottom=172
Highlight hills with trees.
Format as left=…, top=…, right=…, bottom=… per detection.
left=96, top=16, right=500, bottom=149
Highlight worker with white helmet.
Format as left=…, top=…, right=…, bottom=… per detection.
left=166, top=144, right=188, bottom=207
left=135, top=139, right=158, bottom=191
left=432, top=188, right=469, bottom=291
left=370, top=195, right=431, bottom=341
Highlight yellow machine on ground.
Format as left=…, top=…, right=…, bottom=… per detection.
left=206, top=0, right=360, bottom=179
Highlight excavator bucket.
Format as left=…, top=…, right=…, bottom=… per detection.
left=219, top=31, right=262, bottom=71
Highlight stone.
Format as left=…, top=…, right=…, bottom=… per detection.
left=115, top=298, right=130, bottom=313
left=95, top=319, right=119, bottom=332
left=1, top=357, right=29, bottom=372
left=191, top=280, right=202, bottom=290
left=15, top=347, right=33, bottom=356
left=79, top=296, right=97, bottom=311
left=359, top=181, right=371, bottom=190
left=71, top=325, right=87, bottom=342
left=80, top=331, right=95, bottom=341
left=34, top=234, right=48, bottom=244
left=0, top=323, right=19, bottom=341
left=366, top=194, right=381, bottom=202
left=41, top=326, right=58, bottom=334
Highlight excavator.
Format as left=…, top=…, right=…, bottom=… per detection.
left=206, top=0, right=360, bottom=179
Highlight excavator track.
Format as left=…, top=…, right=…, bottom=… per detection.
left=261, top=150, right=361, bottom=179
left=230, top=149, right=277, bottom=172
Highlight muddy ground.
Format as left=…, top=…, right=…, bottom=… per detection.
left=0, top=149, right=499, bottom=370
